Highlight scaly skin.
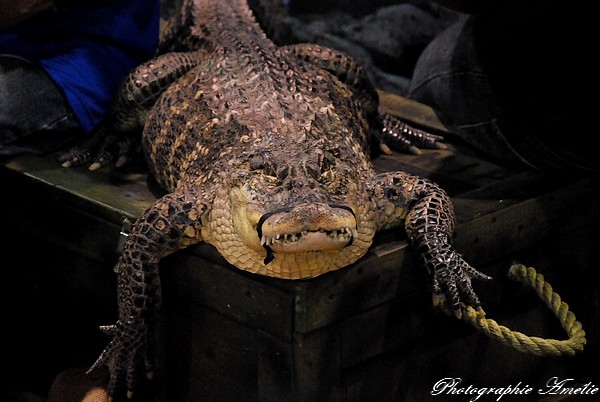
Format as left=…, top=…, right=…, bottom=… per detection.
left=58, top=0, right=490, bottom=398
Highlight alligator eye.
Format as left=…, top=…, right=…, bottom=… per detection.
left=249, top=154, right=265, bottom=170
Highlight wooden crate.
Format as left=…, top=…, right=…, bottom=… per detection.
left=1, top=94, right=597, bottom=401
left=155, top=155, right=598, bottom=401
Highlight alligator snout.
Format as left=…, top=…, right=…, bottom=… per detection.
left=257, top=204, right=357, bottom=262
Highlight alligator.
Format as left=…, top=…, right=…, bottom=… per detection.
left=58, top=0, right=491, bottom=398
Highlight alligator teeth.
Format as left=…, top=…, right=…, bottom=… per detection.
left=260, top=226, right=357, bottom=247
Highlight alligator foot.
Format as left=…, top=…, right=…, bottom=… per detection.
left=58, top=127, right=140, bottom=170
left=423, top=240, right=492, bottom=318
left=380, top=112, right=446, bottom=155
left=88, top=318, right=153, bottom=399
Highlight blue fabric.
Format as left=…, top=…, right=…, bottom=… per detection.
left=0, top=1, right=160, bottom=133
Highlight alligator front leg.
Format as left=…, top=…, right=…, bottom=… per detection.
left=281, top=43, right=444, bottom=154
left=58, top=51, right=203, bottom=170
left=369, top=172, right=491, bottom=317
left=88, top=189, right=209, bottom=399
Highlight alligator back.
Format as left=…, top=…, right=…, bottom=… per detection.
left=144, top=0, right=374, bottom=193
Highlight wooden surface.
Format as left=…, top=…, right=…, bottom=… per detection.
left=1, top=93, right=598, bottom=401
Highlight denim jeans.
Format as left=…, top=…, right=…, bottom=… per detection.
left=0, top=55, right=81, bottom=158
left=408, top=16, right=597, bottom=173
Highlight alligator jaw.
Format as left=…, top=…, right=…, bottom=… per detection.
left=260, top=227, right=357, bottom=252
left=257, top=204, right=357, bottom=258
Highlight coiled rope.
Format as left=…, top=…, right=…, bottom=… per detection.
left=461, top=263, right=586, bottom=357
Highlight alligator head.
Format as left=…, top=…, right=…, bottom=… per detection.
left=205, top=135, right=378, bottom=279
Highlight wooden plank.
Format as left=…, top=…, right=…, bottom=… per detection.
left=344, top=346, right=422, bottom=402
left=3, top=153, right=154, bottom=222
left=453, top=176, right=599, bottom=266
left=159, top=302, right=260, bottom=402
left=292, top=250, right=410, bottom=334
left=161, top=250, right=296, bottom=341
left=452, top=171, right=550, bottom=223
left=293, top=326, right=344, bottom=402
left=373, top=148, right=518, bottom=196
left=339, top=294, right=429, bottom=368
left=257, top=331, right=295, bottom=402
left=2, top=165, right=124, bottom=263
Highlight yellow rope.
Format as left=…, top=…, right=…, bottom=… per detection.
left=461, top=263, right=586, bottom=357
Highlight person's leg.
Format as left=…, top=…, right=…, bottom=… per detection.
left=407, top=16, right=536, bottom=170
left=0, top=55, right=81, bottom=157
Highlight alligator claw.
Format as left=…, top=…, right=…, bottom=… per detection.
left=58, top=126, right=140, bottom=171
left=89, top=319, right=151, bottom=399
left=98, top=324, right=117, bottom=336
left=380, top=112, right=445, bottom=154
left=428, top=250, right=491, bottom=317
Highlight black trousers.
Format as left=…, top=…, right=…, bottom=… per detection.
left=0, top=55, right=81, bottom=158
